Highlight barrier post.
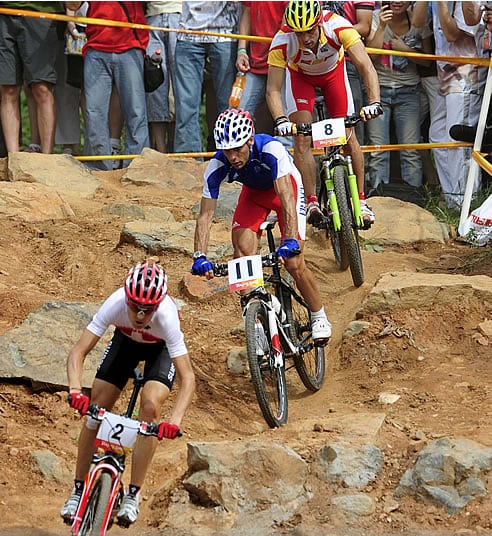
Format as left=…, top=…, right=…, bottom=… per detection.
left=460, top=55, right=492, bottom=227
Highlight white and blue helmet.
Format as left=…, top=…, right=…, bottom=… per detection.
left=214, top=108, right=255, bottom=149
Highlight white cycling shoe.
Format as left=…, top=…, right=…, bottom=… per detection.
left=60, top=490, right=81, bottom=523
left=311, top=315, right=332, bottom=344
left=117, top=493, right=139, bottom=526
left=360, top=200, right=375, bottom=228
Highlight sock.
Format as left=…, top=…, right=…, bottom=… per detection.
left=307, top=194, right=318, bottom=204
left=110, top=138, right=121, bottom=150
left=310, top=307, right=325, bottom=319
left=74, top=479, right=84, bottom=495
left=359, top=191, right=366, bottom=201
left=128, top=484, right=141, bottom=497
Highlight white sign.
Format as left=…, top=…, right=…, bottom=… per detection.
left=227, top=255, right=264, bottom=293
left=311, top=118, right=346, bottom=148
left=95, top=412, right=140, bottom=455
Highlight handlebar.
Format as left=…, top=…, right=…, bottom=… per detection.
left=292, top=114, right=361, bottom=136
left=67, top=397, right=182, bottom=438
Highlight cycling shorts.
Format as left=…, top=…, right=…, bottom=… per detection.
left=284, top=58, right=354, bottom=118
left=95, top=329, right=176, bottom=391
left=232, top=174, right=306, bottom=241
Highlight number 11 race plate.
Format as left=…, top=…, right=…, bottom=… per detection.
left=227, top=255, right=264, bottom=293
left=311, top=117, right=346, bottom=148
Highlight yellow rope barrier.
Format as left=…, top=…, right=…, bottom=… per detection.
left=0, top=7, right=489, bottom=66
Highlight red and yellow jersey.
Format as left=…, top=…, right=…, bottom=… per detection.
left=268, top=10, right=361, bottom=76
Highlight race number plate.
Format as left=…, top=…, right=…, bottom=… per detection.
left=311, top=118, right=346, bottom=148
left=227, top=255, right=263, bottom=293
left=95, top=412, right=140, bottom=455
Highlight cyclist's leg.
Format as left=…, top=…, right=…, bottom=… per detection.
left=231, top=185, right=271, bottom=257
left=285, top=70, right=317, bottom=200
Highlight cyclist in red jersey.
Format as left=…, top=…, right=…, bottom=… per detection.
left=266, top=0, right=382, bottom=228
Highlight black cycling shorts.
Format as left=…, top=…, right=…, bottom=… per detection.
left=95, top=329, right=176, bottom=391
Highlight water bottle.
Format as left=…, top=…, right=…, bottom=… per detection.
left=150, top=48, right=163, bottom=65
left=228, top=72, right=246, bottom=108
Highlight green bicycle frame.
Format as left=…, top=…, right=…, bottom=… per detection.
left=322, top=156, right=364, bottom=230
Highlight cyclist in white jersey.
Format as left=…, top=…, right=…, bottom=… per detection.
left=60, top=262, right=195, bottom=526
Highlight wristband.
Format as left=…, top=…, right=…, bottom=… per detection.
left=274, top=116, right=288, bottom=126
left=237, top=48, right=248, bottom=55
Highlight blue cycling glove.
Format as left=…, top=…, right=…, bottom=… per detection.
left=191, top=255, right=213, bottom=275
left=277, top=238, right=301, bottom=259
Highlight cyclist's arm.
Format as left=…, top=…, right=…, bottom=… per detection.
left=167, top=353, right=196, bottom=428
left=266, top=65, right=287, bottom=122
left=345, top=40, right=380, bottom=105
left=274, top=174, right=298, bottom=239
left=67, top=328, right=101, bottom=393
left=194, top=197, right=217, bottom=254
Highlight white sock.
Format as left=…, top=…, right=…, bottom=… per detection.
left=310, top=307, right=325, bottom=319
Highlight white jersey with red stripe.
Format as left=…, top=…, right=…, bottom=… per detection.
left=268, top=10, right=361, bottom=76
left=87, top=287, right=188, bottom=357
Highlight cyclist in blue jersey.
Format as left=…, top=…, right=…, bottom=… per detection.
left=191, top=108, right=331, bottom=343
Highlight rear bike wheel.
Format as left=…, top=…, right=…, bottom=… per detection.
left=76, top=471, right=113, bottom=536
left=318, top=172, right=349, bottom=271
left=245, top=299, right=288, bottom=428
left=333, top=165, right=364, bottom=287
left=279, top=282, right=325, bottom=392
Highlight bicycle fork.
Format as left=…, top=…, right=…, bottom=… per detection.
left=323, top=156, right=364, bottom=230
left=71, top=461, right=122, bottom=535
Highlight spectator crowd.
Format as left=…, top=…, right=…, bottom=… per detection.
left=0, top=1, right=490, bottom=210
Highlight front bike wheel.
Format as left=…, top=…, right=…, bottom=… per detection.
left=245, top=300, right=288, bottom=428
left=318, top=175, right=349, bottom=271
left=279, top=283, right=325, bottom=392
left=333, top=165, right=364, bottom=287
left=76, top=472, right=113, bottom=536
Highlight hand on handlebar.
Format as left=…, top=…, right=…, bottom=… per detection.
left=360, top=102, right=383, bottom=121
left=277, top=238, right=301, bottom=259
left=67, top=392, right=90, bottom=415
left=274, top=116, right=294, bottom=136
left=191, top=254, right=213, bottom=276
left=157, top=421, right=181, bottom=440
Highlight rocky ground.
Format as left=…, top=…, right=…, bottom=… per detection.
left=0, top=152, right=491, bottom=535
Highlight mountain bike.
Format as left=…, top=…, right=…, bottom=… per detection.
left=67, top=368, right=178, bottom=536
left=214, top=217, right=326, bottom=428
left=297, top=101, right=365, bottom=288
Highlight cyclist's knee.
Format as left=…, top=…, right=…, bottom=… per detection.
left=139, top=399, right=160, bottom=422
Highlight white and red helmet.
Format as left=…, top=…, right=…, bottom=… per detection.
left=124, top=262, right=167, bottom=308
left=214, top=108, right=255, bottom=149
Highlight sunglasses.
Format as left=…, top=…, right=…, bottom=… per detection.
left=126, top=300, right=158, bottom=316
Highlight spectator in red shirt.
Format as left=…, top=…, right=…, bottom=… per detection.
left=66, top=1, right=150, bottom=170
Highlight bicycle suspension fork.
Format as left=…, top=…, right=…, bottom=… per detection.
left=345, top=155, right=364, bottom=228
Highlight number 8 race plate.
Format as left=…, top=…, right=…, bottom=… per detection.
left=311, top=117, right=346, bottom=148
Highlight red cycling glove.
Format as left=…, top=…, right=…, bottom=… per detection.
left=157, top=421, right=180, bottom=440
left=68, top=392, right=90, bottom=415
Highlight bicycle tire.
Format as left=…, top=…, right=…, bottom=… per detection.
left=279, top=283, right=325, bottom=392
left=76, top=471, right=113, bottom=536
left=245, top=300, right=288, bottom=428
left=318, top=178, right=349, bottom=271
left=333, top=165, right=364, bottom=287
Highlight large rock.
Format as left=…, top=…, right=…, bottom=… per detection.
left=395, top=437, right=492, bottom=514
left=121, top=148, right=203, bottom=190
left=0, top=301, right=110, bottom=389
left=183, top=441, right=308, bottom=513
left=5, top=152, right=100, bottom=203
left=0, top=181, right=75, bottom=221
left=358, top=271, right=492, bottom=315
left=360, top=197, right=450, bottom=244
